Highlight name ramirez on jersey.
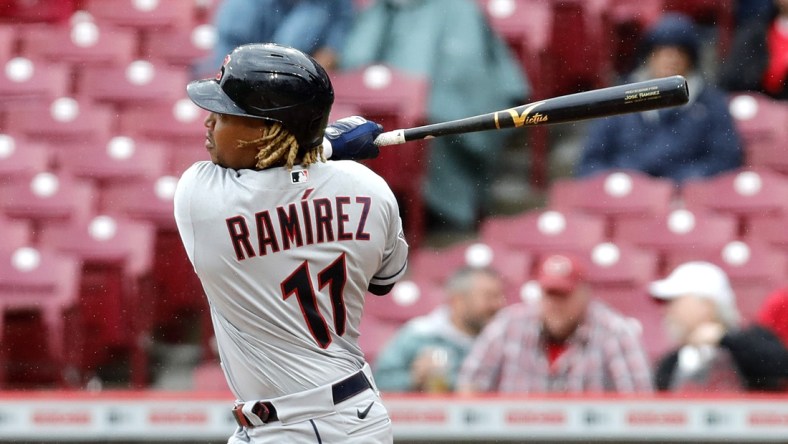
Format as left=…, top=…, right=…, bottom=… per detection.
left=226, top=190, right=372, bottom=261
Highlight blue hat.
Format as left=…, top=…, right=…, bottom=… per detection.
left=641, top=13, right=700, bottom=66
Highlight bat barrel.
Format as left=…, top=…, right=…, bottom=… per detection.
left=373, top=75, right=689, bottom=146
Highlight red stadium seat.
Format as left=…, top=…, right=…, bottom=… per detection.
left=81, top=0, right=197, bottom=32
left=142, top=24, right=214, bottom=68
left=117, top=96, right=207, bottom=151
left=480, top=208, right=607, bottom=259
left=0, top=0, right=76, bottom=23
left=38, top=213, right=156, bottom=387
left=614, top=208, right=739, bottom=272
left=1, top=96, right=115, bottom=145
left=663, top=239, right=787, bottom=322
left=330, top=65, right=430, bottom=247
left=0, top=171, right=96, bottom=242
left=100, top=174, right=208, bottom=349
left=0, top=133, right=51, bottom=178
left=549, top=169, right=677, bottom=238
left=364, top=278, right=444, bottom=325
left=0, top=24, right=16, bottom=61
left=0, top=57, right=70, bottom=110
left=408, top=240, right=532, bottom=305
left=745, top=213, right=788, bottom=250
left=0, top=215, right=32, bottom=252
left=18, top=22, right=138, bottom=69
left=56, top=135, right=168, bottom=186
left=728, top=92, right=788, bottom=174
left=0, top=246, right=80, bottom=387
left=681, top=168, right=788, bottom=236
left=75, top=60, right=190, bottom=110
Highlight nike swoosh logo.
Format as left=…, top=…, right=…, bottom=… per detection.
left=356, top=402, right=374, bottom=419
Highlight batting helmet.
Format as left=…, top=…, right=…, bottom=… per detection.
left=186, top=43, right=334, bottom=150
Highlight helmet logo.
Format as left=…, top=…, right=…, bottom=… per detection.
left=216, top=55, right=231, bottom=81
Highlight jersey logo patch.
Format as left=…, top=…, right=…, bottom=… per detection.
left=291, top=170, right=309, bottom=184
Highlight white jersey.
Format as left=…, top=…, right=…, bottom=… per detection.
left=174, top=160, right=408, bottom=401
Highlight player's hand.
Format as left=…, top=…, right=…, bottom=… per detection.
left=324, top=116, right=383, bottom=160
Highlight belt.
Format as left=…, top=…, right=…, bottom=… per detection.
left=232, top=370, right=371, bottom=427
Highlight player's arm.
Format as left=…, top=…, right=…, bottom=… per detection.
left=322, top=116, right=383, bottom=160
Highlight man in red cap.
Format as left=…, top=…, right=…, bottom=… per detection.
left=456, top=253, right=653, bottom=394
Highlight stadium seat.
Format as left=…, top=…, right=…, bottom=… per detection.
left=614, top=208, right=739, bottom=273
left=56, top=135, right=168, bottom=186
left=1, top=96, right=115, bottom=145
left=329, top=65, right=430, bottom=247
left=116, top=96, right=207, bottom=150
left=407, top=240, right=532, bottom=305
left=0, top=133, right=51, bottom=178
left=141, top=23, right=214, bottom=68
left=728, top=92, right=788, bottom=174
left=0, top=246, right=80, bottom=387
left=38, top=213, right=157, bottom=387
left=18, top=21, right=138, bottom=69
left=681, top=168, right=788, bottom=236
left=0, top=171, right=96, bottom=242
left=81, top=0, right=197, bottom=32
left=480, top=208, right=607, bottom=259
left=549, top=169, right=677, bottom=238
left=663, top=239, right=787, bottom=322
left=0, top=57, right=70, bottom=110
left=744, top=213, right=788, bottom=250
left=100, top=174, right=209, bottom=350
left=0, top=24, right=16, bottom=61
left=364, top=278, right=444, bottom=325
left=0, top=0, right=77, bottom=23
left=0, top=215, right=32, bottom=252
left=75, top=60, right=190, bottom=111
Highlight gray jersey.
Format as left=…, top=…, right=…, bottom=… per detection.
left=174, top=160, right=408, bottom=401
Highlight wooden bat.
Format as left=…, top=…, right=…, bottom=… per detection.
left=373, top=75, right=689, bottom=146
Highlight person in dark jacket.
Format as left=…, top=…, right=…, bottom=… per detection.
left=576, top=13, right=744, bottom=183
left=719, top=0, right=788, bottom=99
left=650, top=261, right=788, bottom=393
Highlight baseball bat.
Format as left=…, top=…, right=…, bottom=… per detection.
left=373, top=75, right=689, bottom=146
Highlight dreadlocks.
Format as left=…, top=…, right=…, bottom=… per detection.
left=237, top=122, right=324, bottom=170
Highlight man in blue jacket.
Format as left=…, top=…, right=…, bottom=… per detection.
left=575, top=13, right=743, bottom=183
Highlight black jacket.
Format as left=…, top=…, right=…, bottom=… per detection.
left=655, top=325, right=788, bottom=392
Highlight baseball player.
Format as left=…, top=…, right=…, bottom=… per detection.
left=174, top=43, right=408, bottom=443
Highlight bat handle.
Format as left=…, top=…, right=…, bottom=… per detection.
left=374, top=129, right=406, bottom=147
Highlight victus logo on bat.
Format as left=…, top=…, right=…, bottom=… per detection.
left=495, top=100, right=548, bottom=128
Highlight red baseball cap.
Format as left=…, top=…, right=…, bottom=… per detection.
left=537, top=254, right=585, bottom=295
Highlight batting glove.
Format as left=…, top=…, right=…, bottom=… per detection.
left=323, top=116, right=383, bottom=160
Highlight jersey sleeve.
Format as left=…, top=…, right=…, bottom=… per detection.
left=369, top=183, right=408, bottom=287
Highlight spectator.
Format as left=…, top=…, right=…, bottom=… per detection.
left=340, top=0, right=530, bottom=233
left=650, top=261, right=788, bottom=392
left=195, top=0, right=355, bottom=76
left=720, top=0, right=788, bottom=98
left=575, top=13, right=743, bottom=183
left=456, top=254, right=653, bottom=394
left=373, top=266, right=506, bottom=393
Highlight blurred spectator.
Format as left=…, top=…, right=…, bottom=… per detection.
left=720, top=0, right=788, bottom=98
left=340, top=0, right=529, bottom=233
left=373, top=266, right=506, bottom=393
left=575, top=13, right=743, bottom=183
left=650, top=261, right=788, bottom=392
left=456, top=254, right=652, bottom=394
left=195, top=0, right=355, bottom=76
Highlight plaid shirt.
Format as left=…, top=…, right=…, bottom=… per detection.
left=457, top=300, right=654, bottom=393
